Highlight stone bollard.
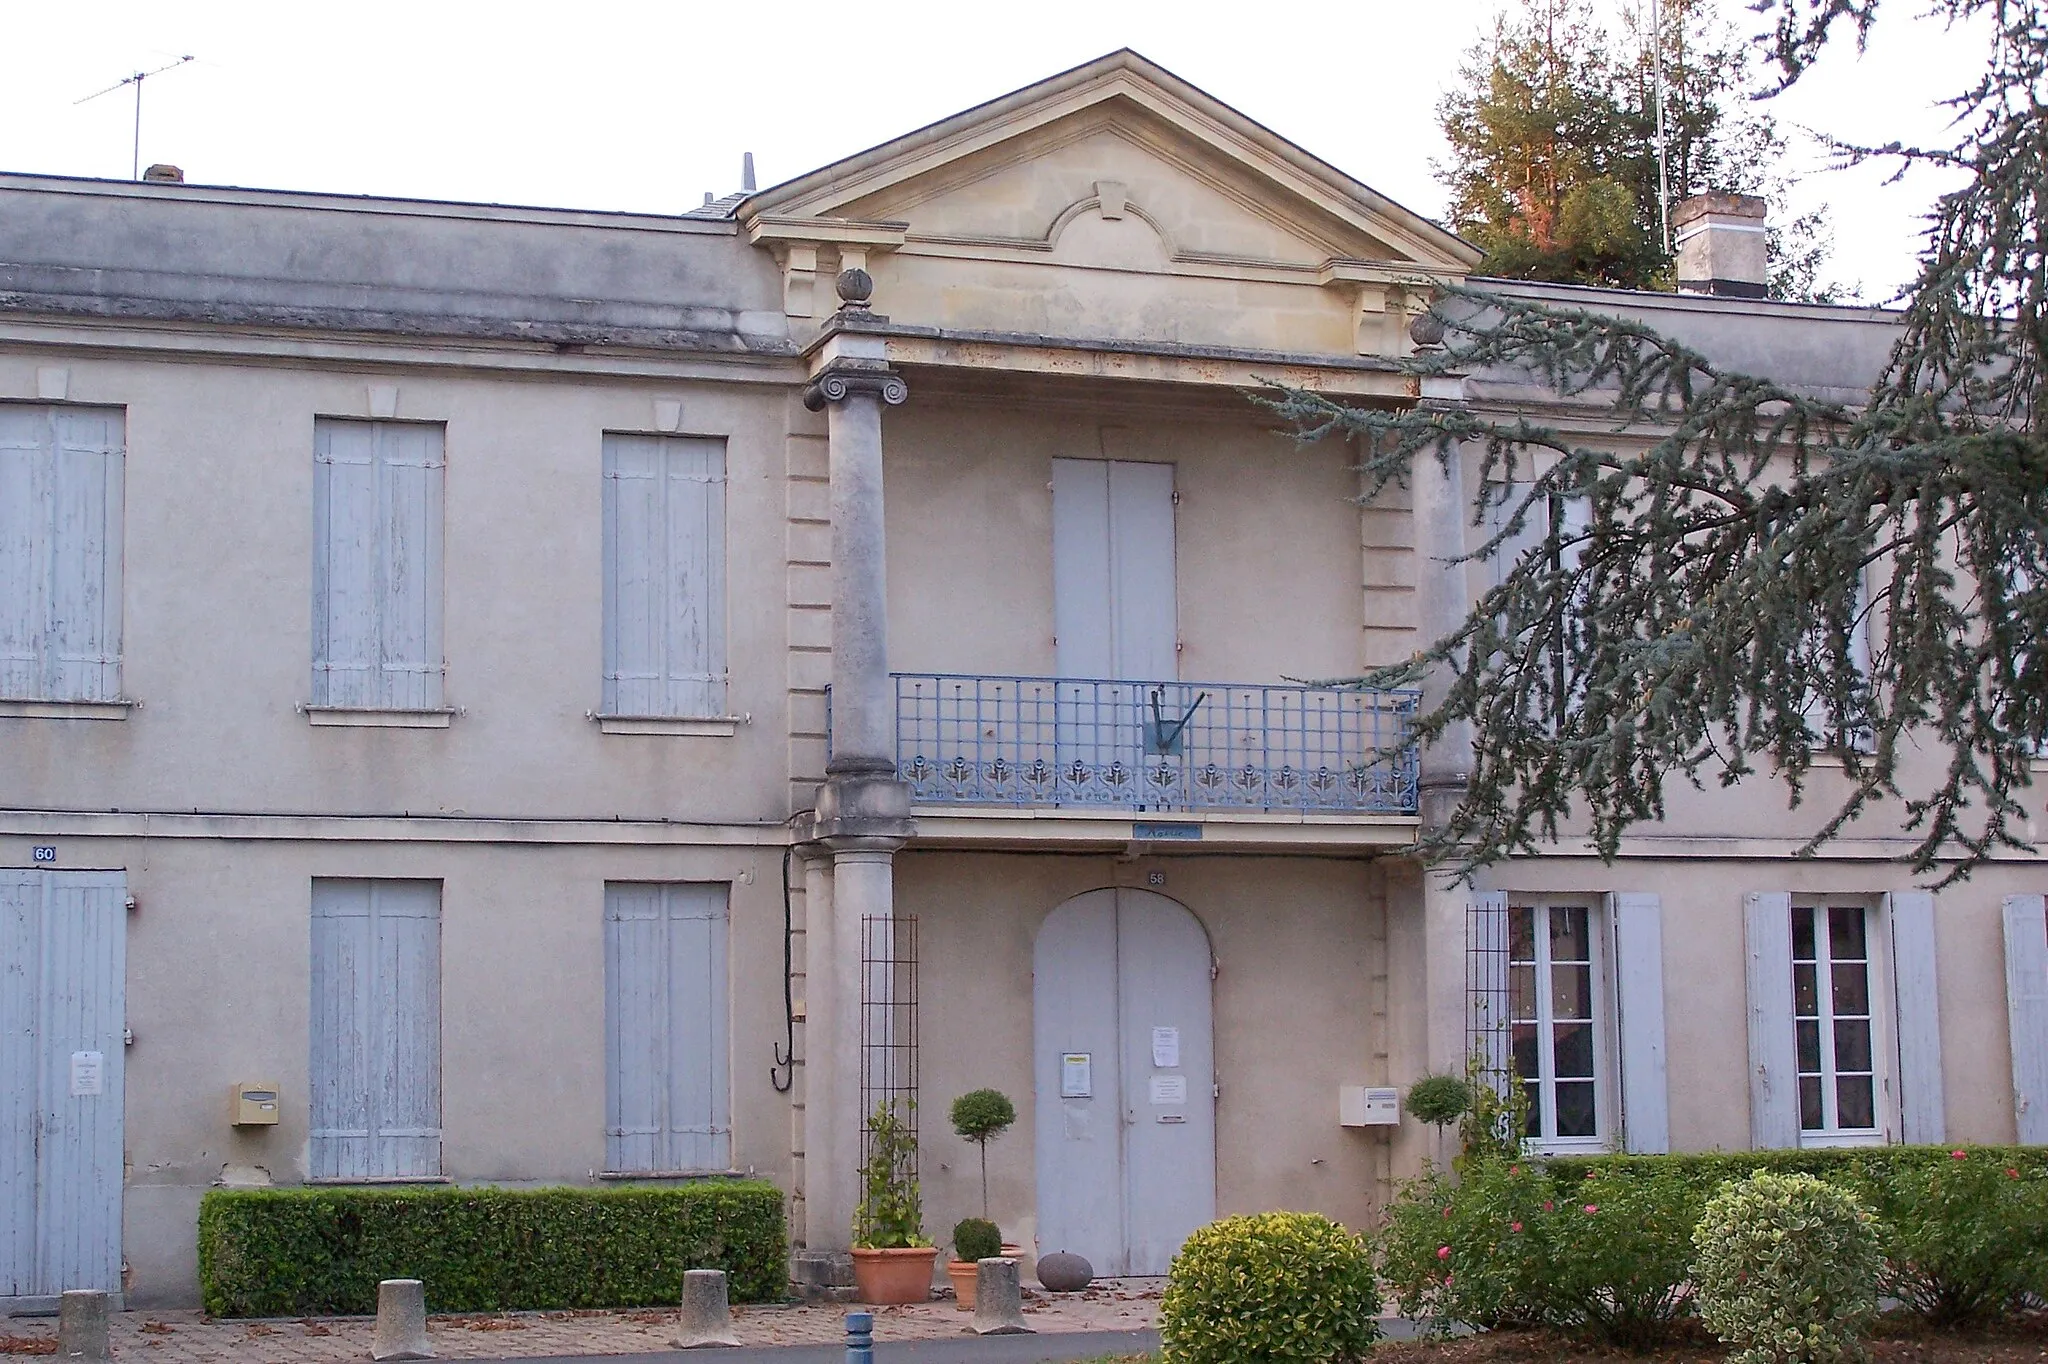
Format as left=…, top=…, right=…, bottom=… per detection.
left=673, top=1269, right=741, bottom=1349
left=370, top=1278, right=435, bottom=1361
left=971, top=1258, right=1032, bottom=1336
left=58, top=1290, right=111, bottom=1362
left=844, top=1310, right=874, bottom=1364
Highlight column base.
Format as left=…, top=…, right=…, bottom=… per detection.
left=812, top=769, right=913, bottom=844
left=790, top=1250, right=857, bottom=1304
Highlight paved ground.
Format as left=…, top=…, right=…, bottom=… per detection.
left=0, top=1280, right=1165, bottom=1363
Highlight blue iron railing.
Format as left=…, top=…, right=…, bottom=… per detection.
left=890, top=673, right=1420, bottom=814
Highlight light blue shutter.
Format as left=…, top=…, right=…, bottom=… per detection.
left=1470, top=891, right=1511, bottom=1095
left=0, top=871, right=39, bottom=1293
left=1052, top=458, right=1114, bottom=678
left=313, top=420, right=443, bottom=709
left=375, top=424, right=444, bottom=711
left=1611, top=892, right=1670, bottom=1153
left=602, top=435, right=726, bottom=717
left=1744, top=892, right=1800, bottom=1148
left=311, top=880, right=441, bottom=1179
left=1109, top=460, right=1177, bottom=681
left=1488, top=482, right=1546, bottom=589
left=0, top=406, right=123, bottom=702
left=1887, top=890, right=1945, bottom=1144
left=604, top=883, right=729, bottom=1172
left=2003, top=895, right=2048, bottom=1144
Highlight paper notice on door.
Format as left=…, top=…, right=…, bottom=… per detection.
left=1061, top=1053, right=1093, bottom=1098
left=1151, top=1026, right=1180, bottom=1068
left=1149, top=1074, right=1187, bottom=1105
left=70, top=1051, right=104, bottom=1097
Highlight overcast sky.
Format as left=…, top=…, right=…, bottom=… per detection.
left=2, top=0, right=1989, bottom=301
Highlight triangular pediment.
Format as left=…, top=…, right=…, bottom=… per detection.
left=744, top=50, right=1478, bottom=279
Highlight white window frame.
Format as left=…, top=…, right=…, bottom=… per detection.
left=1508, top=896, right=1616, bottom=1154
left=0, top=403, right=125, bottom=708
left=1790, top=897, right=1898, bottom=1148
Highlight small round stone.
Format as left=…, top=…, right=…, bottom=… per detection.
left=836, top=268, right=873, bottom=304
left=1408, top=310, right=1446, bottom=347
left=1035, top=1250, right=1093, bottom=1292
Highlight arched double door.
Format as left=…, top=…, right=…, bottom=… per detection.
left=1032, top=887, right=1215, bottom=1275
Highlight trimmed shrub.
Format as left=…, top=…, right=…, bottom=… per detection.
left=197, top=1182, right=786, bottom=1318
left=951, top=1217, right=1001, bottom=1263
left=1859, top=1148, right=2048, bottom=1325
left=1161, top=1212, right=1380, bottom=1364
left=1693, top=1172, right=1880, bottom=1364
left=1546, top=1164, right=1702, bottom=1345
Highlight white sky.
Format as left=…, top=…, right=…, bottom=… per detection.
left=0, top=0, right=1990, bottom=301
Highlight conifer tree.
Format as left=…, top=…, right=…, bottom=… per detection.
left=1273, top=0, right=2045, bottom=885
left=1439, top=0, right=1836, bottom=297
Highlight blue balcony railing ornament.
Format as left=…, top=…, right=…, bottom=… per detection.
left=886, top=673, right=1420, bottom=815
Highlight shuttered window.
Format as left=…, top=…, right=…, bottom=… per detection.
left=603, top=883, right=730, bottom=1174
left=601, top=435, right=726, bottom=718
left=1511, top=900, right=1605, bottom=1148
left=2004, top=895, right=2048, bottom=1144
left=312, top=419, right=445, bottom=709
left=310, top=879, right=442, bottom=1180
left=0, top=405, right=124, bottom=702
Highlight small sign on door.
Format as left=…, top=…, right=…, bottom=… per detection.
left=1151, top=1026, right=1180, bottom=1068
left=1149, top=1074, right=1187, bottom=1105
left=70, top=1051, right=104, bottom=1097
left=1061, top=1053, right=1093, bottom=1098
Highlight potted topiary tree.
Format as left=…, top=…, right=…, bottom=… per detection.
left=949, top=1088, right=1016, bottom=1221
left=946, top=1216, right=1001, bottom=1310
left=850, top=1098, right=937, bottom=1304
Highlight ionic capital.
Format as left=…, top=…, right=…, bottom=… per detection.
left=802, top=361, right=908, bottom=412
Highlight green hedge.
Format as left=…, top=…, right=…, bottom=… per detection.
left=197, top=1182, right=786, bottom=1318
left=1542, top=1144, right=2048, bottom=1192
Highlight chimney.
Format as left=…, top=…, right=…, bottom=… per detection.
left=741, top=152, right=757, bottom=193
left=142, top=164, right=185, bottom=183
left=1673, top=193, right=1768, bottom=298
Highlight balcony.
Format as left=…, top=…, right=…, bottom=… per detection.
left=890, top=673, right=1420, bottom=817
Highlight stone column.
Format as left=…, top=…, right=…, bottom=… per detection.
left=1409, top=402, right=1478, bottom=1085
left=795, top=269, right=915, bottom=1270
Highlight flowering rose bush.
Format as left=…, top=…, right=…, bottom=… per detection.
left=1693, top=1172, right=1880, bottom=1364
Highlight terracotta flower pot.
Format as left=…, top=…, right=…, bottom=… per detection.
left=851, top=1245, right=939, bottom=1305
left=945, top=1258, right=979, bottom=1310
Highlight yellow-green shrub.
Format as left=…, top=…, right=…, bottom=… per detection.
left=1160, top=1212, right=1380, bottom=1364
left=1692, top=1172, right=1879, bottom=1364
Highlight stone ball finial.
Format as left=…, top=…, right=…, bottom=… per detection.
left=1408, top=310, right=1447, bottom=348
left=836, top=268, right=874, bottom=307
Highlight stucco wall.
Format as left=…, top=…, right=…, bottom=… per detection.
left=0, top=829, right=789, bottom=1308
left=899, top=849, right=1394, bottom=1254
left=882, top=398, right=1368, bottom=686
left=0, top=352, right=798, bottom=825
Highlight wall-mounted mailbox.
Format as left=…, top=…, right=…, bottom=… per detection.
left=1339, top=1085, right=1401, bottom=1127
left=230, top=1081, right=280, bottom=1126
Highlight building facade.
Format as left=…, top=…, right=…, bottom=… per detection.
left=1, top=51, right=2043, bottom=1311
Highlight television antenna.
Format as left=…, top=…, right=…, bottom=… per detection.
left=75, top=55, right=196, bottom=181
left=1649, top=0, right=1672, bottom=256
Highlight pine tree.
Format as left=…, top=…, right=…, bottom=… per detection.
left=1271, top=0, right=2045, bottom=885
left=1439, top=0, right=1838, bottom=298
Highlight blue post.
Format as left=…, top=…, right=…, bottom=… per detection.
left=844, top=1311, right=874, bottom=1364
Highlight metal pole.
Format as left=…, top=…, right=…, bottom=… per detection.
left=1652, top=0, right=1672, bottom=256
left=131, top=75, right=143, bottom=180
left=844, top=1311, right=874, bottom=1364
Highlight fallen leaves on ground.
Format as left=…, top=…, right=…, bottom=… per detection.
left=0, top=1337, right=56, bottom=1356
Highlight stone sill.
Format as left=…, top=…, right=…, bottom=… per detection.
left=597, top=1169, right=746, bottom=1181
left=302, top=1175, right=452, bottom=1185
left=591, top=713, right=741, bottom=737
left=303, top=705, right=457, bottom=729
left=0, top=697, right=135, bottom=720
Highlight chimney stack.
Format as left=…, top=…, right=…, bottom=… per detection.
left=1673, top=193, right=1768, bottom=298
left=741, top=152, right=757, bottom=193
left=142, top=164, right=184, bottom=183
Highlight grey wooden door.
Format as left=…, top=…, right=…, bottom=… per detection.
left=1033, top=888, right=1214, bottom=1276
left=1, top=869, right=127, bottom=1303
